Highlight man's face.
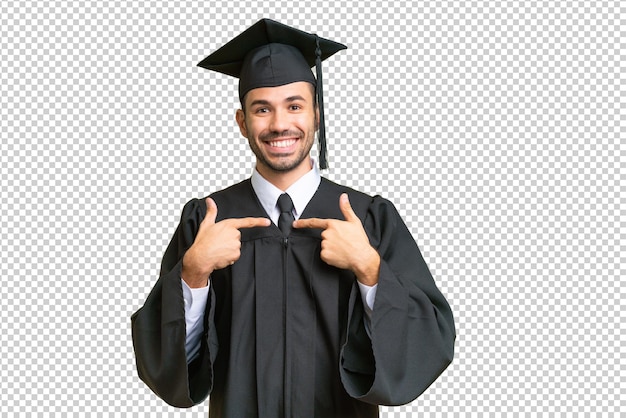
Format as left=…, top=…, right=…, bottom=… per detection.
left=236, top=81, right=318, bottom=178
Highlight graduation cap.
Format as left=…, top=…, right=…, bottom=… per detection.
left=197, top=19, right=347, bottom=169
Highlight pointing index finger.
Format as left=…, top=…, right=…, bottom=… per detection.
left=293, top=218, right=331, bottom=230
left=226, top=217, right=271, bottom=229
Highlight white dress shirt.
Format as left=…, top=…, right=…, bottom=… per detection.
left=183, top=160, right=377, bottom=361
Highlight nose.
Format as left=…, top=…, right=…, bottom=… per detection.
left=269, top=109, right=290, bottom=133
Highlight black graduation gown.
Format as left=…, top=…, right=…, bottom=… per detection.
left=131, top=177, right=455, bottom=418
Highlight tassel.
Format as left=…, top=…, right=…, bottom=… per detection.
left=315, top=35, right=328, bottom=170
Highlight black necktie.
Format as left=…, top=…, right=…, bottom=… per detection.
left=277, top=193, right=295, bottom=236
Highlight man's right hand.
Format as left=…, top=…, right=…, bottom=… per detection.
left=182, top=197, right=271, bottom=288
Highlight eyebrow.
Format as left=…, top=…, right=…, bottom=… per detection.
left=248, top=95, right=307, bottom=108
left=249, top=99, right=271, bottom=107
left=285, top=95, right=306, bottom=102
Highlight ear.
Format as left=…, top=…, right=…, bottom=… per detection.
left=236, top=108, right=248, bottom=137
left=315, top=107, right=320, bottom=131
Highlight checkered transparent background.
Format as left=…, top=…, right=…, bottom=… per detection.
left=1, top=0, right=622, bottom=416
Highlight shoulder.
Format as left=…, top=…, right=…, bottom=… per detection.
left=177, top=197, right=206, bottom=223
left=176, top=179, right=253, bottom=222
left=205, top=179, right=264, bottom=220
left=206, top=179, right=252, bottom=202
left=319, top=177, right=398, bottom=221
left=320, top=177, right=395, bottom=208
left=319, top=177, right=371, bottom=205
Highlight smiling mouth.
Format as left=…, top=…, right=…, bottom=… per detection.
left=267, top=138, right=297, bottom=148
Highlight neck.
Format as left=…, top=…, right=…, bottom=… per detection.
left=256, top=160, right=313, bottom=191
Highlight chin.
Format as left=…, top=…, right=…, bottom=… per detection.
left=267, top=161, right=301, bottom=172
left=263, top=155, right=307, bottom=172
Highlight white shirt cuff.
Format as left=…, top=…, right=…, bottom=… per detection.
left=182, top=278, right=210, bottom=318
left=357, top=281, right=378, bottom=315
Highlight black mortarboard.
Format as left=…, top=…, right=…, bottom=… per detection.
left=197, top=19, right=347, bottom=169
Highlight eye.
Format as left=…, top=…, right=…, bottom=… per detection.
left=289, top=104, right=302, bottom=111
left=254, top=107, right=270, bottom=114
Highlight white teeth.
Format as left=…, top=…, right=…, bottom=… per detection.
left=268, top=139, right=296, bottom=148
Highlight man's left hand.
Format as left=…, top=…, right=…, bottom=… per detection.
left=293, top=193, right=380, bottom=286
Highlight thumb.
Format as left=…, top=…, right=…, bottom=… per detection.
left=339, top=193, right=358, bottom=223
left=204, top=197, right=218, bottom=225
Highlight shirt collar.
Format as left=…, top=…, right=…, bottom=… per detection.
left=251, top=159, right=321, bottom=222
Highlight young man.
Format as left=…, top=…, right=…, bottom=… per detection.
left=132, top=19, right=455, bottom=418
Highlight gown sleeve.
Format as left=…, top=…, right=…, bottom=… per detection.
left=340, top=196, right=456, bottom=405
left=131, top=198, right=217, bottom=407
